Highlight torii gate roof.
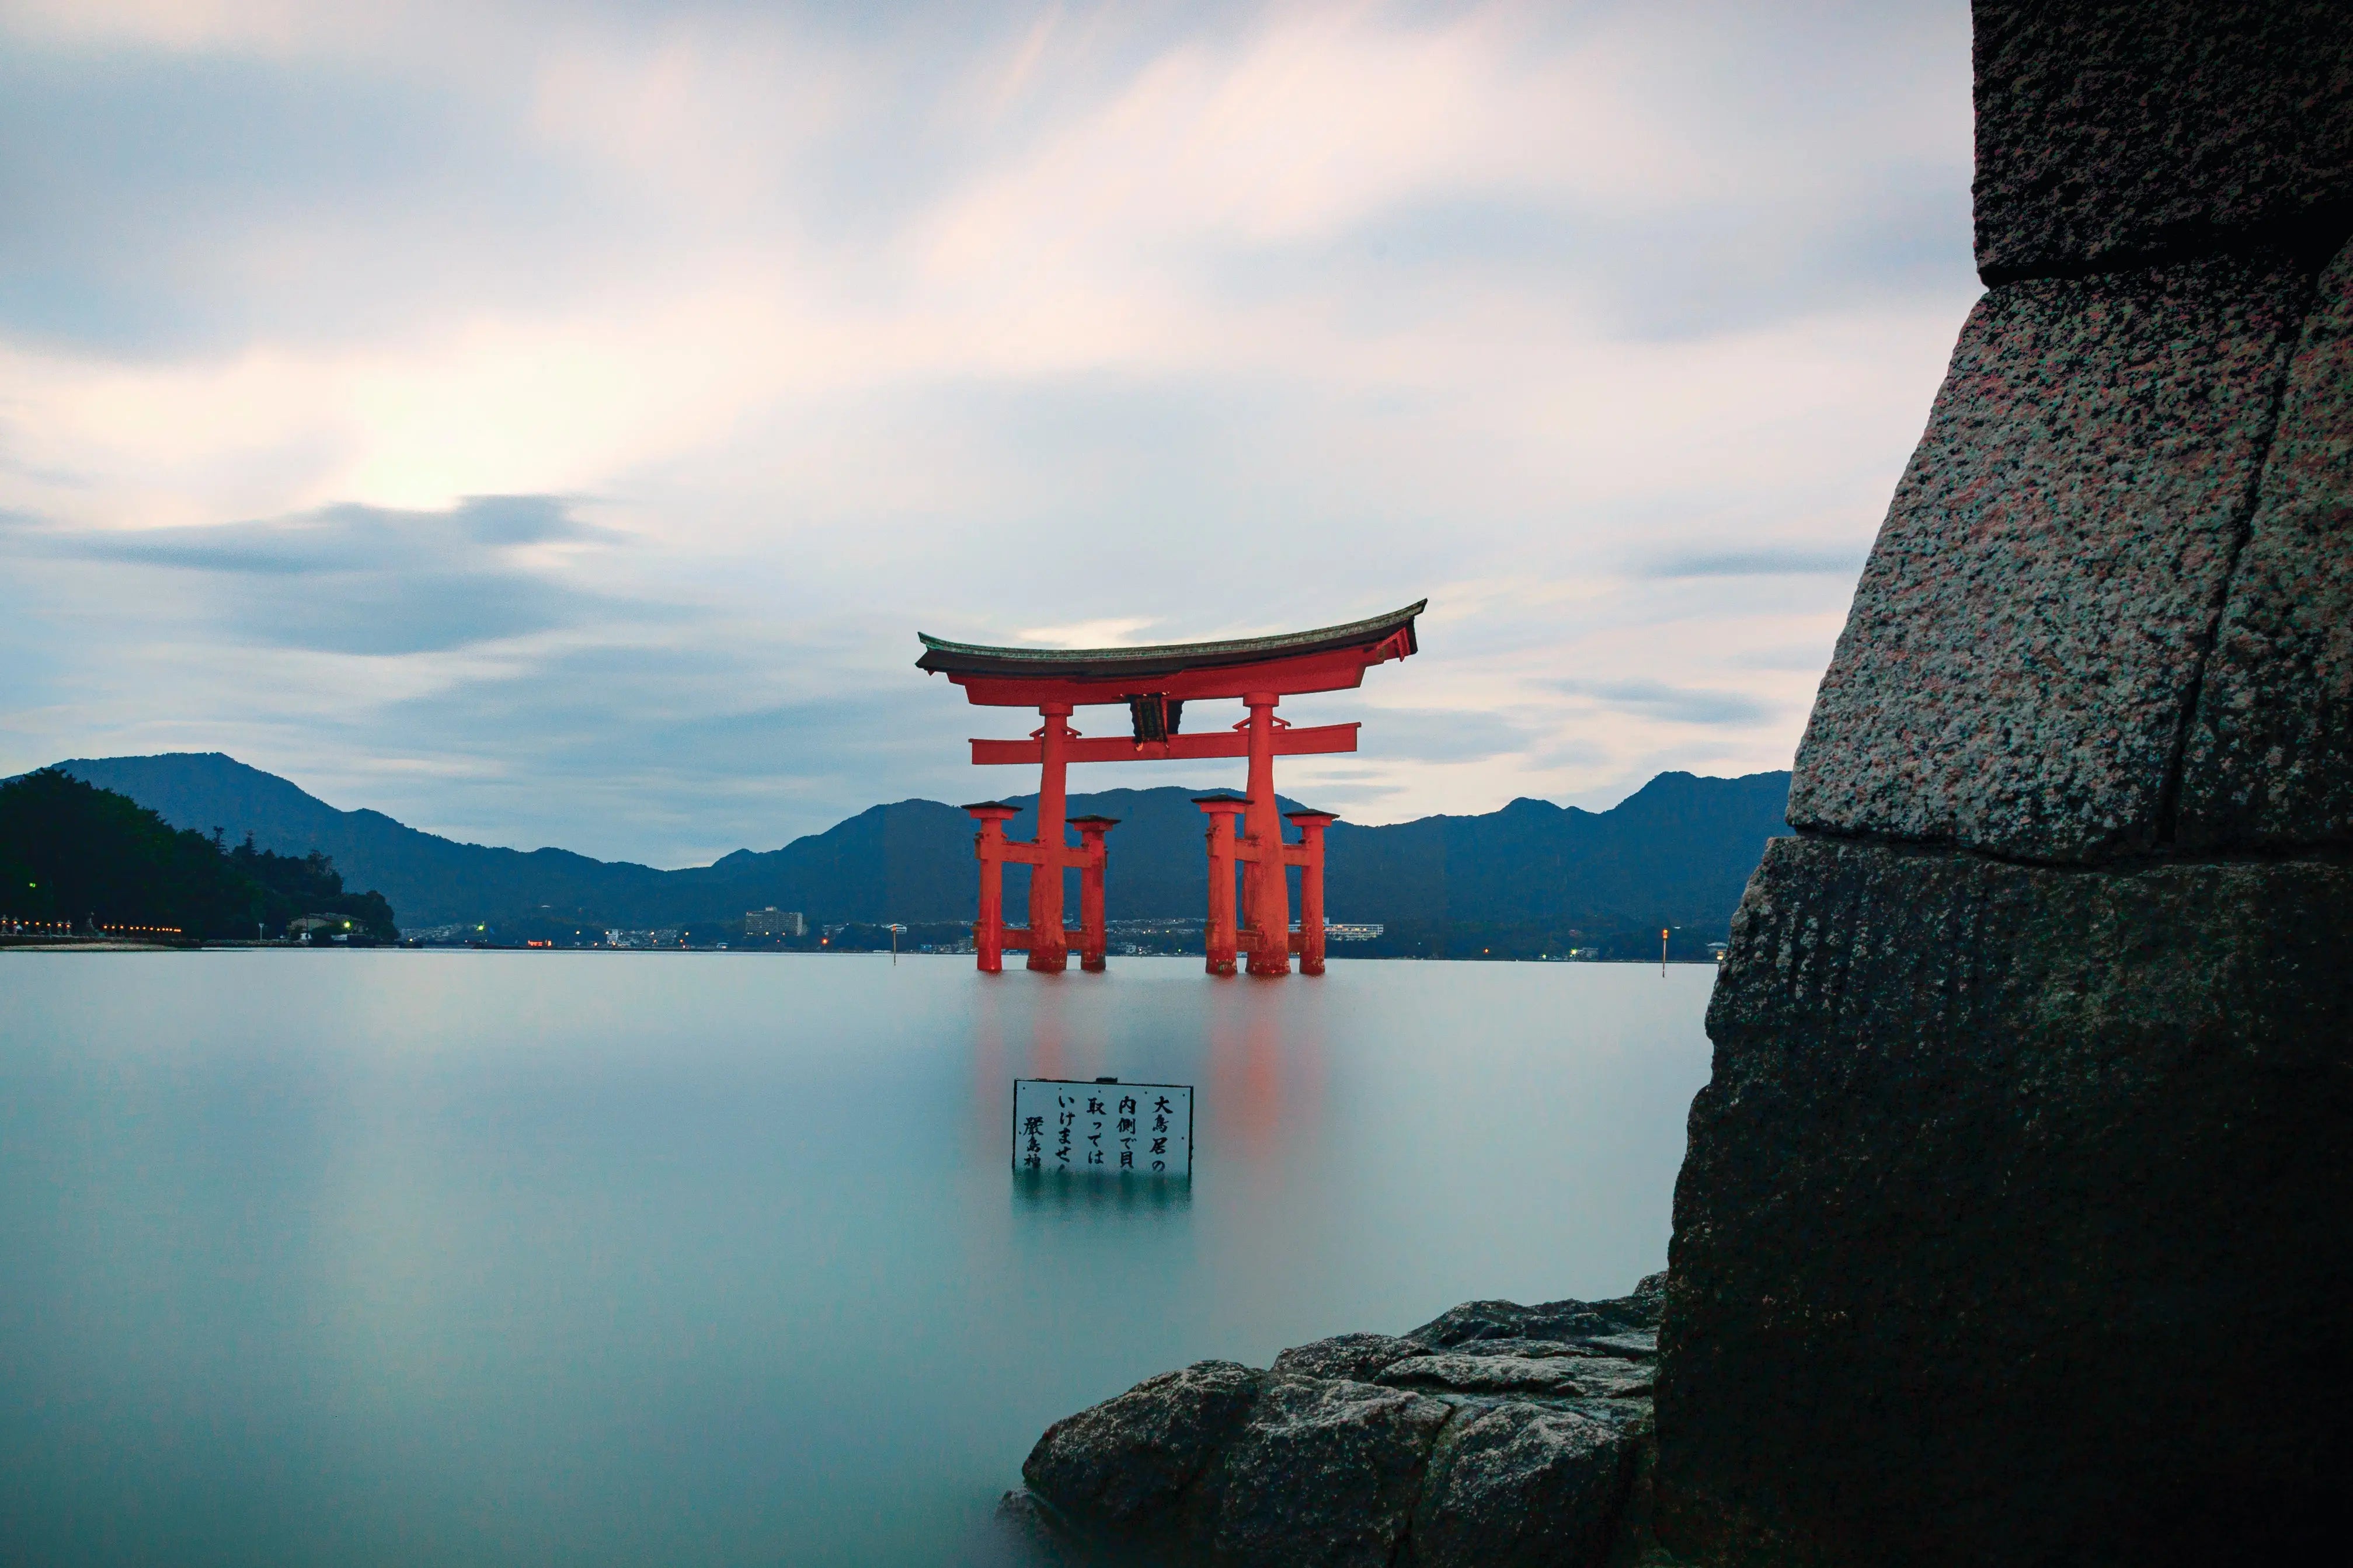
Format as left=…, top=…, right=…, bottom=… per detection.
left=917, top=600, right=1424, bottom=706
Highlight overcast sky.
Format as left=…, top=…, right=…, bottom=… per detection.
left=1, top=0, right=1978, bottom=866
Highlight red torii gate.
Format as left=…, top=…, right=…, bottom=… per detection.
left=916, top=601, right=1423, bottom=977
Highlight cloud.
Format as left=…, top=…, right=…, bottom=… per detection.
left=1728, top=639, right=1842, bottom=674
left=1549, top=678, right=1777, bottom=728
left=1349, top=706, right=1533, bottom=765
left=0, top=40, right=592, bottom=358
left=1636, top=543, right=1872, bottom=579
left=1012, top=616, right=1159, bottom=647
left=39, top=496, right=625, bottom=655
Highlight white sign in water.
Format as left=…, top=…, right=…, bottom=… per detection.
left=1013, top=1078, right=1193, bottom=1177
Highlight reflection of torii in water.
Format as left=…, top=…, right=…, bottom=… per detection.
left=916, top=602, right=1425, bottom=978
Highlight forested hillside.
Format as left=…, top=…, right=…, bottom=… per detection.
left=1, top=770, right=396, bottom=939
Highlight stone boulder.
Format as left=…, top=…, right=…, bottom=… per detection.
left=1411, top=1403, right=1635, bottom=1568
left=1015, top=1285, right=1661, bottom=1568
left=1205, top=1377, right=1452, bottom=1568
left=1407, top=1273, right=1663, bottom=1350
left=1271, top=1332, right=1430, bottom=1382
left=1378, top=1353, right=1655, bottom=1400
left=1020, top=1359, right=1261, bottom=1531
left=1571, top=1330, right=1656, bottom=1361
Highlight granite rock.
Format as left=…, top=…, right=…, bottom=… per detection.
left=1379, top=1354, right=1655, bottom=1401
left=2181, top=236, right=2353, bottom=845
left=1788, top=252, right=2308, bottom=859
left=1417, top=1336, right=1606, bottom=1362
left=1019, top=1358, right=1261, bottom=1531
left=1271, top=1332, right=1429, bottom=1382
left=1592, top=1271, right=1666, bottom=1327
left=1407, top=1280, right=1661, bottom=1349
left=1972, top=0, right=2353, bottom=281
left=1657, top=837, right=2353, bottom=1566
left=1552, top=1396, right=1657, bottom=1440
left=1016, top=1284, right=1666, bottom=1567
left=1205, top=1375, right=1452, bottom=1568
left=1572, top=1330, right=1657, bottom=1362
left=1411, top=1402, right=1635, bottom=1568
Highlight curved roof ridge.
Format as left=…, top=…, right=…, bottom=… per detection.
left=917, top=600, right=1426, bottom=665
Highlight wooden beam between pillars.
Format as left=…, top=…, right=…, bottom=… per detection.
left=969, top=722, right=1359, bottom=766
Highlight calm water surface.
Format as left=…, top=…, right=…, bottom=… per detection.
left=0, top=953, right=1715, bottom=1566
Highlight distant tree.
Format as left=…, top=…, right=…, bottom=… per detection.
left=230, top=836, right=397, bottom=938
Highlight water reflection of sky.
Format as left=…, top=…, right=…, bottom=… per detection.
left=0, top=953, right=1714, bottom=1567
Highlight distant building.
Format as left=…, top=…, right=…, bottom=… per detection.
left=745, top=907, right=806, bottom=938
left=1324, top=922, right=1384, bottom=942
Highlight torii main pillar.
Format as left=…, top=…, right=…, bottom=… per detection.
left=1238, top=692, right=1290, bottom=975
left=1029, top=702, right=1073, bottom=971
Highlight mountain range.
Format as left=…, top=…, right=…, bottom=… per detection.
left=48, top=752, right=1791, bottom=948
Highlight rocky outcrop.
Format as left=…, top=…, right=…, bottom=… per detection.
left=1008, top=1278, right=1666, bottom=1567
left=1661, top=5, right=2353, bottom=1565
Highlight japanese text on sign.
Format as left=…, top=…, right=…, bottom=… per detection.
left=1013, top=1079, right=1192, bottom=1178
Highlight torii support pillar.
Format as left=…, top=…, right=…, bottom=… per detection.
left=966, top=799, right=1116, bottom=974
left=1285, top=810, right=1337, bottom=976
left=1069, top=815, right=1118, bottom=971
left=1196, top=796, right=1247, bottom=976
left=965, top=802, right=1020, bottom=973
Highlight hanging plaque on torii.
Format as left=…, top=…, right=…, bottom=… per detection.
left=916, top=601, right=1423, bottom=977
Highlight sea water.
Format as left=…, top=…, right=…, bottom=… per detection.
left=0, top=953, right=1716, bottom=1566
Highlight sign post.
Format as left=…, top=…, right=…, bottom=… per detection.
left=1014, top=1078, right=1192, bottom=1177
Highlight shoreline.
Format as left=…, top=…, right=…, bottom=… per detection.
left=1, top=941, right=1727, bottom=964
